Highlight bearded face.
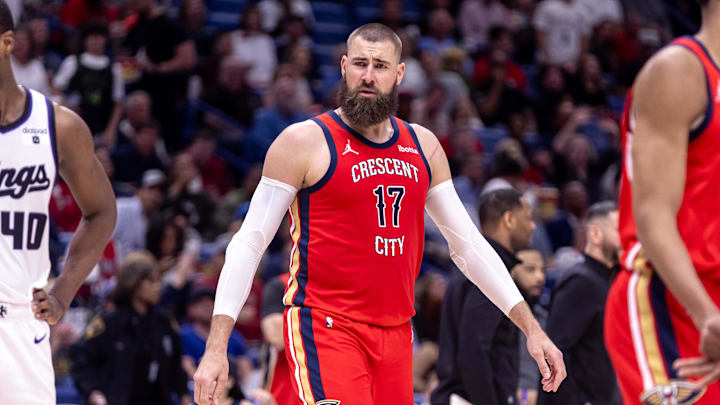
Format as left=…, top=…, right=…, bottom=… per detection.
left=339, top=76, right=398, bottom=128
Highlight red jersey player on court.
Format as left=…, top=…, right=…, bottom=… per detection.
left=605, top=0, right=720, bottom=403
left=193, top=24, right=565, bottom=405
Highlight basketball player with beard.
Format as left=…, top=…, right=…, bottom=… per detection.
left=193, top=23, right=565, bottom=405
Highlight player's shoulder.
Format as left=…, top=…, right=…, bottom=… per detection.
left=635, top=42, right=705, bottom=90
left=272, top=118, right=326, bottom=151
left=406, top=122, right=441, bottom=152
left=51, top=102, right=90, bottom=136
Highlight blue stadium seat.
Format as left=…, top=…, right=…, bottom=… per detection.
left=206, top=0, right=248, bottom=31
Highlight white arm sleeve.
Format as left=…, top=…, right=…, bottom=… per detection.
left=425, top=180, right=524, bottom=315
left=213, top=176, right=298, bottom=320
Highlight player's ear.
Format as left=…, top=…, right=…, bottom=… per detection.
left=396, top=61, right=405, bottom=86
left=502, top=210, right=515, bottom=230
left=341, top=54, right=347, bottom=76
left=0, top=31, right=13, bottom=58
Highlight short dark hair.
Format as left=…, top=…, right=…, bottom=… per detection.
left=82, top=19, right=109, bottom=39
left=488, top=25, right=510, bottom=44
left=0, top=0, right=14, bottom=34
left=585, top=200, right=618, bottom=224
left=479, top=188, right=524, bottom=229
left=347, top=23, right=402, bottom=61
left=696, top=0, right=710, bottom=7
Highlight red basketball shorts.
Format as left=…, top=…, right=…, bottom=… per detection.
left=605, top=267, right=720, bottom=404
left=283, top=306, right=413, bottom=405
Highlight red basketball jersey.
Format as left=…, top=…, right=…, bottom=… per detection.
left=282, top=111, right=431, bottom=327
left=619, top=36, right=720, bottom=280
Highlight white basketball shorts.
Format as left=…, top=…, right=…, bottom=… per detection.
left=0, top=302, right=55, bottom=404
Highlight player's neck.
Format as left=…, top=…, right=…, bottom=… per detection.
left=336, top=109, right=394, bottom=144
left=0, top=79, right=25, bottom=127
left=697, top=7, right=720, bottom=58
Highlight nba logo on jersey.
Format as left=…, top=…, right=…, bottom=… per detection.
left=326, top=316, right=333, bottom=328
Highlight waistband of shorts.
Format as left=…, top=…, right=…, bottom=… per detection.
left=0, top=302, right=34, bottom=321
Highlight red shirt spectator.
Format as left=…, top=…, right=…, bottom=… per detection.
left=60, top=0, right=119, bottom=29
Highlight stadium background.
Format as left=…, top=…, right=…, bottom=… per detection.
left=8, top=0, right=704, bottom=404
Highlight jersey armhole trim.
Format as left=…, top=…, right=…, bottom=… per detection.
left=45, top=98, right=59, bottom=182
left=0, top=87, right=32, bottom=133
left=675, top=42, right=714, bottom=142
left=400, top=119, right=432, bottom=186
left=303, top=117, right=337, bottom=194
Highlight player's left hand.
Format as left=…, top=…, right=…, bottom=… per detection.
left=674, top=356, right=720, bottom=389
left=32, top=288, right=65, bottom=325
left=526, top=329, right=566, bottom=392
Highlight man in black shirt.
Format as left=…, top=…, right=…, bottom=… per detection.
left=432, top=188, right=537, bottom=405
left=538, top=201, right=621, bottom=405
left=124, top=0, right=197, bottom=152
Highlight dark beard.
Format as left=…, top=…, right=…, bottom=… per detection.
left=601, top=240, right=620, bottom=267
left=339, top=77, right=398, bottom=128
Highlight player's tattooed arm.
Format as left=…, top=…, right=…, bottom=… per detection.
left=33, top=105, right=116, bottom=324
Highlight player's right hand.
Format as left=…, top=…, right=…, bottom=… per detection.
left=699, top=313, right=720, bottom=360
left=674, top=356, right=720, bottom=389
left=193, top=350, right=229, bottom=405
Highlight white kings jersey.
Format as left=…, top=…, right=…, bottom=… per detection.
left=0, top=87, right=57, bottom=304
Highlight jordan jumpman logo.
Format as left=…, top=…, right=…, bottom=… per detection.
left=342, top=139, right=359, bottom=156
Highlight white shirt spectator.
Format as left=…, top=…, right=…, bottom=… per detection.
left=533, top=0, right=591, bottom=66
left=10, top=56, right=50, bottom=96
left=578, top=0, right=624, bottom=26
left=112, top=196, right=148, bottom=261
left=53, top=53, right=125, bottom=103
left=231, top=30, right=277, bottom=90
left=258, top=0, right=314, bottom=33
left=458, top=0, right=510, bottom=51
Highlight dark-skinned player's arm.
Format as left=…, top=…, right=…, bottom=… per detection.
left=194, top=121, right=321, bottom=405
left=414, top=124, right=566, bottom=392
left=32, top=105, right=117, bottom=324
left=630, top=46, right=720, bottom=388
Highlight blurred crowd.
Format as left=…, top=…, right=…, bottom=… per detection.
left=9, top=0, right=699, bottom=404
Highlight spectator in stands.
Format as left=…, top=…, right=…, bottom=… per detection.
left=533, top=0, right=590, bottom=71
left=474, top=42, right=528, bottom=126
left=178, top=0, right=214, bottom=62
left=275, top=15, right=313, bottom=63
left=70, top=252, right=191, bottom=405
left=232, top=4, right=277, bottom=90
left=249, top=64, right=308, bottom=158
left=11, top=24, right=50, bottom=95
left=124, top=0, right=197, bottom=152
left=453, top=152, right=486, bottom=210
left=200, top=30, right=233, bottom=87
left=60, top=0, right=120, bottom=30
left=413, top=272, right=448, bottom=397
left=418, top=8, right=457, bottom=56
left=285, top=44, right=317, bottom=108
left=112, top=169, right=165, bottom=260
left=185, top=130, right=231, bottom=201
left=201, top=56, right=260, bottom=130
left=398, top=29, right=426, bottom=96
left=513, top=248, right=548, bottom=405
left=260, top=273, right=296, bottom=403
left=112, top=120, right=165, bottom=184
left=411, top=80, right=450, bottom=137
left=458, top=0, right=510, bottom=51
left=53, top=20, right=124, bottom=145
left=117, top=90, right=153, bottom=148
left=482, top=138, right=529, bottom=195
left=432, top=189, right=536, bottom=405
left=571, top=54, right=609, bottom=107
left=180, top=286, right=251, bottom=383
left=533, top=65, right=569, bottom=134
left=258, top=0, right=314, bottom=36
left=539, top=201, right=621, bottom=405
left=28, top=17, right=62, bottom=74
left=578, top=0, right=623, bottom=27
left=373, top=0, right=409, bottom=32
left=166, top=152, right=215, bottom=236
left=474, top=26, right=528, bottom=92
